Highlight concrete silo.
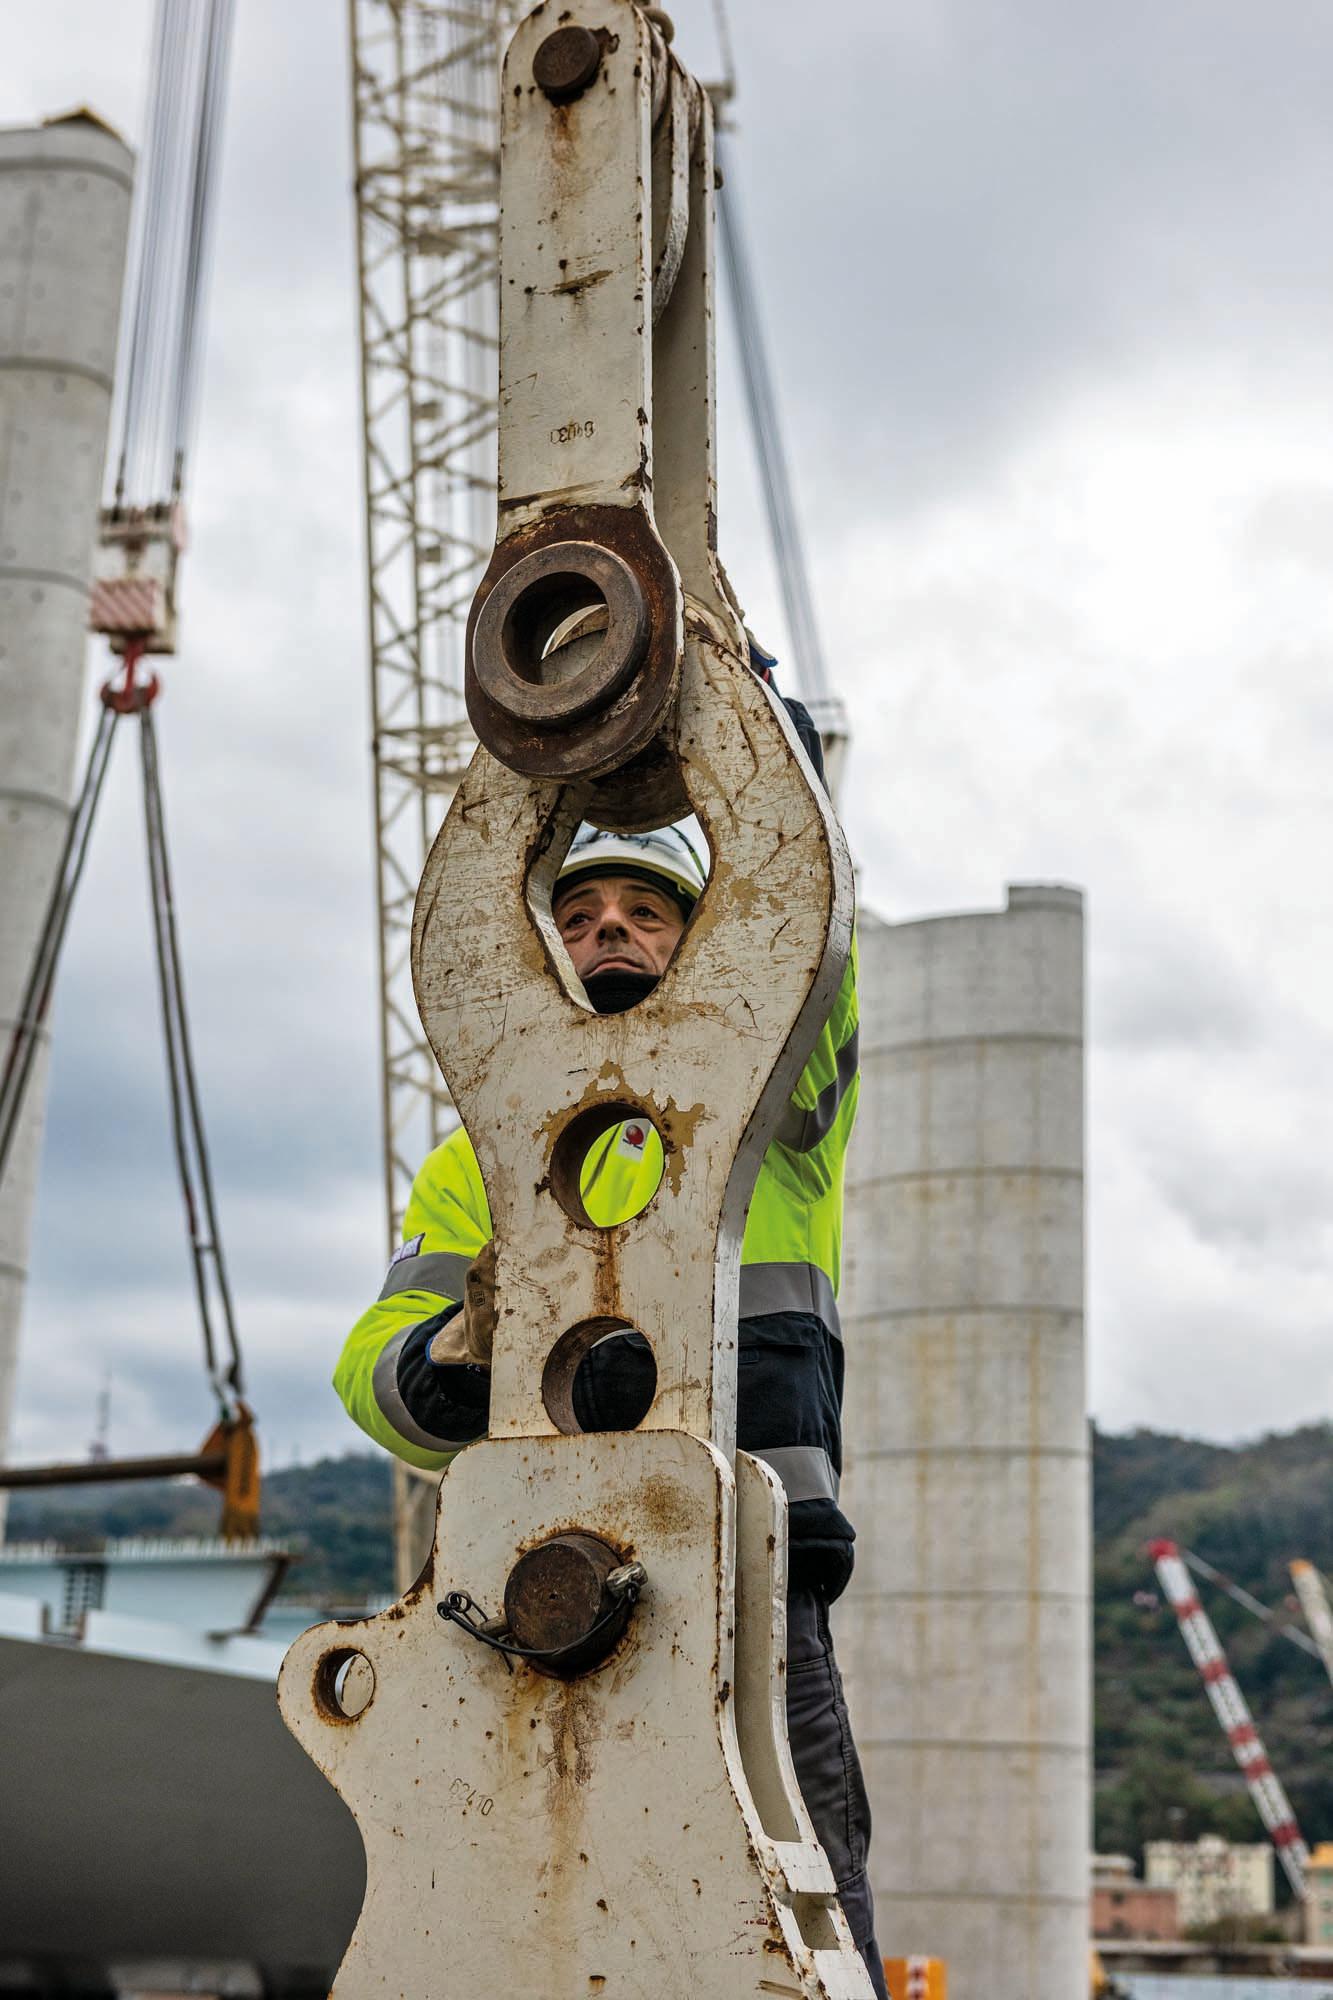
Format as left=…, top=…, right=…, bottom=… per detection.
left=0, top=113, right=133, bottom=1471
left=837, top=885, right=1088, bottom=1999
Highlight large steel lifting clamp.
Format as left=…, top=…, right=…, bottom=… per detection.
left=279, top=3, right=869, bottom=1992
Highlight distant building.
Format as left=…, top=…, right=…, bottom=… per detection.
left=1144, top=1835, right=1274, bottom=1930
left=1091, top=1853, right=1179, bottom=1941
left=1305, top=1843, right=1333, bottom=1946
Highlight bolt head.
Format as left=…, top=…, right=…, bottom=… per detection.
left=533, top=24, right=603, bottom=103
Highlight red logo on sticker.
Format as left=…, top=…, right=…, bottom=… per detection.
left=624, top=1125, right=645, bottom=1148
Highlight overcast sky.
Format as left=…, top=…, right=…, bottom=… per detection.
left=3, top=0, right=1331, bottom=1467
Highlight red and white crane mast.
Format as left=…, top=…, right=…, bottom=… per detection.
left=1149, top=1538, right=1309, bottom=1899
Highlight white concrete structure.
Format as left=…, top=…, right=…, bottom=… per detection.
left=836, top=886, right=1088, bottom=1999
left=0, top=1535, right=289, bottom=1640
left=0, top=113, right=132, bottom=1480
left=1145, top=1836, right=1275, bottom=1930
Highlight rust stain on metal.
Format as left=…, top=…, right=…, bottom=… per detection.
left=630, top=1470, right=696, bottom=1545
left=655, top=1092, right=704, bottom=1194
left=552, top=266, right=613, bottom=297
left=541, top=1675, right=601, bottom=1809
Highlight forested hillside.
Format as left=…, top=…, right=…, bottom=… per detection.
left=6, top=1450, right=395, bottom=1604
left=8, top=1424, right=1333, bottom=1867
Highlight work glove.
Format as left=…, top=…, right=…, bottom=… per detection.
left=427, top=1239, right=497, bottom=1369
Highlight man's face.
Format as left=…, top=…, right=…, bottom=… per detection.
left=554, top=872, right=686, bottom=982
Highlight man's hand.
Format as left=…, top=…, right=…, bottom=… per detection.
left=427, top=1239, right=497, bottom=1368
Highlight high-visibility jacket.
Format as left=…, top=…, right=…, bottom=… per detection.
left=335, top=934, right=859, bottom=1595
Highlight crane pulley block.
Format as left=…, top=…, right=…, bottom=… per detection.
left=89, top=499, right=186, bottom=654
left=280, top=4, right=868, bottom=1992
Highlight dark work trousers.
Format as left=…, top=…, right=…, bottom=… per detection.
left=786, top=1589, right=890, bottom=2000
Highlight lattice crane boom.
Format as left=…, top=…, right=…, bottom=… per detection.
left=348, top=0, right=521, bottom=1585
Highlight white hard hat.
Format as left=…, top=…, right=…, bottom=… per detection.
left=556, top=823, right=707, bottom=916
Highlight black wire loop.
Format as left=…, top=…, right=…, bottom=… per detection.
left=438, top=1582, right=643, bottom=1669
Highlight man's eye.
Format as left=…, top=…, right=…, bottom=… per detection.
left=562, top=911, right=589, bottom=930
left=633, top=905, right=661, bottom=921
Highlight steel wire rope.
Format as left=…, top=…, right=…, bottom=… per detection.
left=138, top=708, right=244, bottom=1411
left=113, top=0, right=180, bottom=502
left=112, top=0, right=233, bottom=508
left=171, top=0, right=237, bottom=488
left=714, top=133, right=831, bottom=706
left=0, top=707, right=121, bottom=1189
left=116, top=0, right=195, bottom=504
left=139, top=0, right=204, bottom=500
left=708, top=0, right=737, bottom=97
left=1181, top=1547, right=1322, bottom=1662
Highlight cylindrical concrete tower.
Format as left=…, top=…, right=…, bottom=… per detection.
left=0, top=113, right=133, bottom=1474
left=837, top=886, right=1088, bottom=2000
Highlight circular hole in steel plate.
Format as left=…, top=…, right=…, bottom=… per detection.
left=472, top=542, right=649, bottom=729
left=315, top=1647, right=376, bottom=1722
left=542, top=1317, right=658, bottom=1436
left=548, top=1100, right=665, bottom=1228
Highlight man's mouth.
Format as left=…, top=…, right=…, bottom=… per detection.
left=589, top=954, right=646, bottom=974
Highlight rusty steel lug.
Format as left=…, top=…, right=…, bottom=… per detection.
left=503, top=1530, right=638, bottom=1676
left=532, top=23, right=604, bottom=101
left=465, top=505, right=683, bottom=781
left=471, top=541, right=650, bottom=732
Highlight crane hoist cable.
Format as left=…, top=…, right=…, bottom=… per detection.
left=702, top=0, right=849, bottom=788
left=714, top=138, right=831, bottom=710
left=0, top=653, right=245, bottom=1422
left=114, top=0, right=235, bottom=510
left=0, top=0, right=242, bottom=1458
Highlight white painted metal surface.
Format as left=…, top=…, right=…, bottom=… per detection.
left=0, top=113, right=133, bottom=1501
left=837, top=888, right=1089, bottom=2000
left=283, top=6, right=871, bottom=1988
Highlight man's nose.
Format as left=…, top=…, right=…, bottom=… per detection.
left=596, top=906, right=629, bottom=936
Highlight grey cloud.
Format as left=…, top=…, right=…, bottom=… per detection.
left=724, top=0, right=1333, bottom=524
left=1096, top=924, right=1262, bottom=1056
left=1241, top=487, right=1333, bottom=577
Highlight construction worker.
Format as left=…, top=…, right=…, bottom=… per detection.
left=335, top=668, right=888, bottom=1999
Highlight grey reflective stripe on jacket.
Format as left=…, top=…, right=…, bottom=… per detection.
left=378, top=1249, right=473, bottom=1304
left=754, top=1445, right=840, bottom=1505
left=371, top=1323, right=473, bottom=1453
left=775, top=1028, right=859, bottom=1154
left=740, top=1261, right=842, bottom=1340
